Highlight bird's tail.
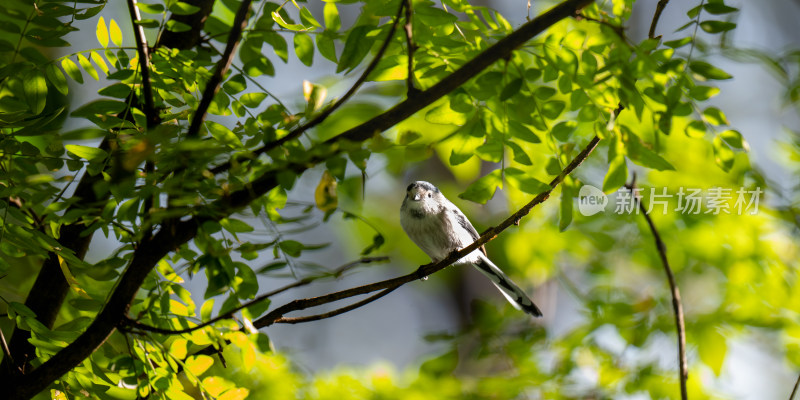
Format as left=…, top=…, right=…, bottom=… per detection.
left=473, top=254, right=543, bottom=317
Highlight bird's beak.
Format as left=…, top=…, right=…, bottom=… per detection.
left=413, top=193, right=422, bottom=201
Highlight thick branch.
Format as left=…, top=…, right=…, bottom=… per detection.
left=252, top=136, right=601, bottom=328
left=627, top=183, right=688, bottom=400
left=648, top=0, right=671, bottom=39
left=186, top=0, right=253, bottom=138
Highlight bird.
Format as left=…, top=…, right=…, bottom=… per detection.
left=400, top=181, right=543, bottom=317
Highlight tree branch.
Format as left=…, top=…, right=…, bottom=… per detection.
left=126, top=0, right=158, bottom=128
left=209, top=0, right=406, bottom=175
left=790, top=371, right=800, bottom=400
left=626, top=182, right=688, bottom=400
left=252, top=135, right=602, bottom=328
left=186, top=0, right=253, bottom=138
left=122, top=256, right=389, bottom=335
left=0, top=326, right=20, bottom=374
left=273, top=287, right=399, bottom=325
left=403, top=0, right=419, bottom=98
left=648, top=0, right=671, bottom=39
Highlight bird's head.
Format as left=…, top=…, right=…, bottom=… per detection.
left=403, top=181, right=445, bottom=215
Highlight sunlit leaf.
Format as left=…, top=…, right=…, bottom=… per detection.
left=96, top=17, right=109, bottom=48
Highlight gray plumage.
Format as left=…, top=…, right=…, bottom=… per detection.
left=400, top=181, right=543, bottom=317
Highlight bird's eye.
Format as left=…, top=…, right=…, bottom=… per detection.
left=427, top=193, right=433, bottom=198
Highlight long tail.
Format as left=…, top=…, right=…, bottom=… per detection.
left=473, top=254, right=543, bottom=317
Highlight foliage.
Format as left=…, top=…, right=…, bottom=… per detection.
left=0, top=0, right=798, bottom=399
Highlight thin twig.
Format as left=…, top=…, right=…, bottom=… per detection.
left=126, top=0, right=158, bottom=128
left=123, top=257, right=389, bottom=335
left=403, top=0, right=419, bottom=98
left=253, top=136, right=601, bottom=328
left=791, top=372, right=800, bottom=400
left=648, top=0, right=671, bottom=39
left=0, top=327, right=21, bottom=374
left=186, top=0, right=253, bottom=138
left=626, top=182, right=688, bottom=400
left=209, top=0, right=406, bottom=175
left=273, top=287, right=399, bottom=325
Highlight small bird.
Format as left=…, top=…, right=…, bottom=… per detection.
left=400, top=181, right=543, bottom=317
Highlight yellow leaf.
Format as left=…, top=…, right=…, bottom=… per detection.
left=314, top=171, right=338, bottom=212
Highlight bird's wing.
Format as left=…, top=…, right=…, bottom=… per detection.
left=450, top=208, right=487, bottom=256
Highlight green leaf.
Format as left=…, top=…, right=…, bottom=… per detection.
left=458, top=170, right=502, bottom=204
left=62, top=58, right=83, bottom=83
left=534, top=86, right=556, bottom=100
left=279, top=240, right=304, bottom=257
left=239, top=92, right=267, bottom=108
left=602, top=156, right=627, bottom=193
left=713, top=135, right=735, bottom=171
left=337, top=25, right=373, bottom=73
left=475, top=139, right=504, bottom=163
left=169, top=2, right=201, bottom=15
left=508, top=121, right=540, bottom=143
left=324, top=2, right=341, bottom=31
left=505, top=168, right=549, bottom=194
left=551, top=120, right=577, bottom=142
left=185, top=355, right=214, bottom=377
left=166, top=20, right=192, bottom=33
left=294, top=33, right=314, bottom=67
left=703, top=107, right=728, bottom=126
left=136, top=19, right=160, bottom=29
left=109, top=19, right=122, bottom=47
left=700, top=20, right=736, bottom=34
left=23, top=70, right=47, bottom=114
left=698, top=328, right=728, bottom=376
left=220, top=218, right=254, bottom=233
left=499, top=78, right=522, bottom=100
left=689, top=85, right=720, bottom=101
left=626, top=137, right=675, bottom=171
left=96, top=16, right=109, bottom=48
left=316, top=32, right=337, bottom=62
left=77, top=54, right=99, bottom=80
left=559, top=184, right=574, bottom=231
left=541, top=101, right=565, bottom=119
left=685, top=120, right=706, bottom=138
left=90, top=51, right=109, bottom=75
left=223, top=74, right=246, bottom=94
left=45, top=64, right=68, bottom=95
left=65, top=144, right=108, bottom=161
left=719, top=130, right=748, bottom=151
left=506, top=141, right=532, bottom=165
left=136, top=3, right=164, bottom=14
left=206, top=121, right=243, bottom=148
left=689, top=61, right=732, bottom=80
left=704, top=3, right=738, bottom=14
left=299, top=7, right=322, bottom=29
left=272, top=11, right=305, bottom=31
left=448, top=125, right=484, bottom=166
left=98, top=83, right=131, bottom=98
